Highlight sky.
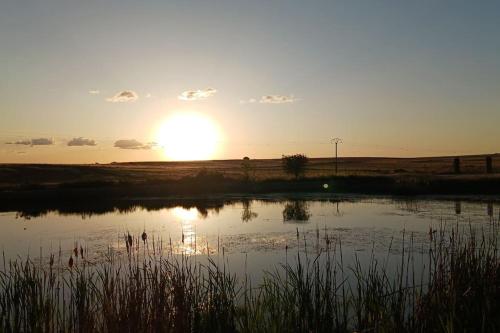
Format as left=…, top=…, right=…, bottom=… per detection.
left=1, top=0, right=499, bottom=163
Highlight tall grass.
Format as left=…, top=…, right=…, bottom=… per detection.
left=1, top=221, right=499, bottom=332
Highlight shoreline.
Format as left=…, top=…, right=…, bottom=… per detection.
left=1, top=174, right=499, bottom=200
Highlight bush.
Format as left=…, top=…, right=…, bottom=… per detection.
left=282, top=154, right=309, bottom=179
left=241, top=157, right=253, bottom=181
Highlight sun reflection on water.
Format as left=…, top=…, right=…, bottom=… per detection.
left=172, top=207, right=202, bottom=255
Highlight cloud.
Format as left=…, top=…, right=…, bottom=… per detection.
left=260, top=95, right=299, bottom=104
left=239, top=98, right=257, bottom=104
left=240, top=95, right=300, bottom=104
left=88, top=90, right=100, bottom=95
left=67, top=137, right=97, bottom=146
left=6, top=140, right=31, bottom=145
left=114, top=139, right=156, bottom=150
left=31, top=138, right=54, bottom=145
left=6, top=138, right=54, bottom=146
left=179, top=88, right=217, bottom=101
left=106, top=90, right=139, bottom=102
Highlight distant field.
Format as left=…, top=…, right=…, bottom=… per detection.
left=0, top=154, right=498, bottom=189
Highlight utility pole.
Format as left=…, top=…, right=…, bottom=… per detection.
left=331, top=138, right=342, bottom=174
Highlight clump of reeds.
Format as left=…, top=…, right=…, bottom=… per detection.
left=0, top=220, right=499, bottom=332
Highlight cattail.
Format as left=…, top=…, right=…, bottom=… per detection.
left=80, top=246, right=84, bottom=259
left=68, top=256, right=74, bottom=268
left=142, top=231, right=147, bottom=243
left=125, top=234, right=131, bottom=253
left=49, top=254, right=54, bottom=267
left=182, top=232, right=185, bottom=244
left=127, top=233, right=133, bottom=248
left=73, top=246, right=78, bottom=257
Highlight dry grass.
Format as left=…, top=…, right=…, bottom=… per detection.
left=0, top=154, right=499, bottom=189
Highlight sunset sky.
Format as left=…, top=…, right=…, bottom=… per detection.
left=1, top=0, right=499, bottom=163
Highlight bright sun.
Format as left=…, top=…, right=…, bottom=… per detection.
left=156, top=113, right=220, bottom=161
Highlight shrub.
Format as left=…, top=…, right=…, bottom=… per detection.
left=241, top=157, right=253, bottom=181
left=282, top=154, right=309, bottom=179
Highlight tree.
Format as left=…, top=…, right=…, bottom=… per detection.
left=282, top=154, right=309, bottom=179
left=486, top=156, right=493, bottom=174
left=241, top=156, right=254, bottom=181
left=453, top=157, right=461, bottom=174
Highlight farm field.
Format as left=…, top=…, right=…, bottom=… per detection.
left=0, top=154, right=498, bottom=189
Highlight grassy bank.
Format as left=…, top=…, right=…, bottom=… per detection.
left=1, top=174, right=500, bottom=206
left=1, top=155, right=499, bottom=198
left=1, top=223, right=499, bottom=332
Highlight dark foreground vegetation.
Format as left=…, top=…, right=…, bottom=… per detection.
left=1, top=222, right=499, bottom=332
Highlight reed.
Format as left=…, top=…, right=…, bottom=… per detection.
left=0, top=221, right=498, bottom=332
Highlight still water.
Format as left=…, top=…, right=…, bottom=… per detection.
left=0, top=194, right=498, bottom=278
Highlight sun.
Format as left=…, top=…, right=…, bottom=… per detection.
left=156, top=112, right=221, bottom=161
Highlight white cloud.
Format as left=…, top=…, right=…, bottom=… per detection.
left=114, top=139, right=156, bottom=150
left=31, top=138, right=54, bottom=145
left=240, top=95, right=300, bottom=104
left=6, top=138, right=54, bottom=146
left=260, top=95, right=299, bottom=104
left=179, top=88, right=217, bottom=101
left=239, top=98, right=257, bottom=104
left=6, top=140, right=31, bottom=145
left=106, top=90, right=139, bottom=103
left=88, top=90, right=100, bottom=95
left=67, top=137, right=97, bottom=146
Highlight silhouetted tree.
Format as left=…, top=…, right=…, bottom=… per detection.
left=486, top=156, right=493, bottom=173
left=241, top=156, right=254, bottom=181
left=453, top=158, right=461, bottom=174
left=282, top=154, right=309, bottom=179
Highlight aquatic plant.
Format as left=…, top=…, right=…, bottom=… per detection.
left=0, top=221, right=498, bottom=332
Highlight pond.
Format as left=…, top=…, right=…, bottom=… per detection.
left=0, top=194, right=498, bottom=280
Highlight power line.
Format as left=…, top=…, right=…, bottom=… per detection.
left=331, top=138, right=342, bottom=174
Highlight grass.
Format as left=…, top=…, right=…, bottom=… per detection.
left=1, top=161, right=499, bottom=206
left=1, top=154, right=499, bottom=189
left=0, top=221, right=499, bottom=332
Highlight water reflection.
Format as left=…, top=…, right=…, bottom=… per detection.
left=487, top=202, right=493, bottom=217
left=241, top=200, right=258, bottom=223
left=173, top=207, right=198, bottom=254
left=395, top=200, right=422, bottom=214
left=333, top=201, right=343, bottom=217
left=455, top=201, right=462, bottom=215
left=392, top=198, right=500, bottom=220
left=1, top=195, right=499, bottom=267
left=3, top=196, right=499, bottom=223
left=173, top=207, right=199, bottom=221
left=5, top=198, right=229, bottom=220
left=282, top=201, right=311, bottom=223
